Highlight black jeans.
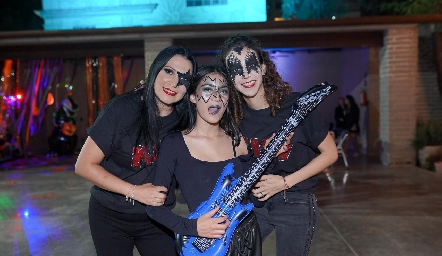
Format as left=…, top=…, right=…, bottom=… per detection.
left=88, top=196, right=177, bottom=256
left=226, top=212, right=262, bottom=256
left=254, top=192, right=319, bottom=256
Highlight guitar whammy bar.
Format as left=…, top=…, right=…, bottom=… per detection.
left=176, top=82, right=337, bottom=256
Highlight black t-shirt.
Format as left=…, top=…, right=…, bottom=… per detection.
left=240, top=92, right=329, bottom=193
left=146, top=132, right=253, bottom=236
left=87, top=91, right=178, bottom=214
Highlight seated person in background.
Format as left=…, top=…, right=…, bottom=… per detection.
left=48, top=96, right=79, bottom=155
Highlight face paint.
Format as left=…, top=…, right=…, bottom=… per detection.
left=154, top=55, right=192, bottom=112
left=177, top=70, right=192, bottom=89
left=245, top=50, right=260, bottom=75
left=195, top=75, right=229, bottom=107
left=227, top=54, right=244, bottom=81
left=226, top=48, right=260, bottom=82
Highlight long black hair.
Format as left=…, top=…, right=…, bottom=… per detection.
left=134, top=45, right=197, bottom=156
left=181, top=65, right=241, bottom=147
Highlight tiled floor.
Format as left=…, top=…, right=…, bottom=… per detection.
left=1, top=154, right=441, bottom=256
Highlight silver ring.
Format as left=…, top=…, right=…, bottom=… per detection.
left=260, top=192, right=264, bottom=197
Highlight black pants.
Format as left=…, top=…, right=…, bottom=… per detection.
left=226, top=212, right=262, bottom=256
left=88, top=196, right=177, bottom=256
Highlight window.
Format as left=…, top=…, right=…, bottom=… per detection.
left=187, top=0, right=227, bottom=7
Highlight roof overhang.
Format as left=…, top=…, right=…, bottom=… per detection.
left=0, top=14, right=441, bottom=59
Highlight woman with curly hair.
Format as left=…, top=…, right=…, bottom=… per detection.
left=217, top=34, right=338, bottom=256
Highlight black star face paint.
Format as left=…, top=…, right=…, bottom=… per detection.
left=226, top=53, right=243, bottom=82
left=177, top=69, right=192, bottom=89
left=196, top=74, right=229, bottom=107
left=245, top=50, right=260, bottom=75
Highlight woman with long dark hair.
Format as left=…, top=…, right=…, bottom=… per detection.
left=75, top=45, right=197, bottom=256
left=343, top=94, right=360, bottom=156
left=146, top=65, right=262, bottom=255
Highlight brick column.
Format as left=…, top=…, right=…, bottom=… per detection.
left=143, top=38, right=173, bottom=76
left=367, top=46, right=380, bottom=158
left=379, top=26, right=418, bottom=166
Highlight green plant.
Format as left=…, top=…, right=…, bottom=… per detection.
left=412, top=119, right=442, bottom=150
left=425, top=154, right=442, bottom=172
left=380, top=0, right=442, bottom=15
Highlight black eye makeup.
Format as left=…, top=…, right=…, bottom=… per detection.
left=245, top=50, right=260, bottom=75
left=226, top=48, right=261, bottom=80
left=163, top=67, right=174, bottom=75
left=177, top=70, right=192, bottom=89
left=227, top=54, right=244, bottom=80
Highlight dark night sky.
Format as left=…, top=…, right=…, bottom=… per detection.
left=0, top=1, right=415, bottom=32
left=0, top=0, right=43, bottom=31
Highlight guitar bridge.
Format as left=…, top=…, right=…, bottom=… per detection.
left=191, top=237, right=215, bottom=253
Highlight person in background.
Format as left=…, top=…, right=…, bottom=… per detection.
left=48, top=95, right=79, bottom=155
left=334, top=97, right=346, bottom=136
left=75, top=45, right=197, bottom=256
left=146, top=65, right=263, bottom=255
left=343, top=94, right=360, bottom=157
left=217, top=34, right=338, bottom=256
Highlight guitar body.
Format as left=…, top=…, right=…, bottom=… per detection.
left=176, top=163, right=253, bottom=256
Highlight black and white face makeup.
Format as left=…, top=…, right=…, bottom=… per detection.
left=226, top=46, right=261, bottom=82
left=195, top=74, right=229, bottom=107
left=190, top=72, right=230, bottom=123
left=224, top=47, right=265, bottom=99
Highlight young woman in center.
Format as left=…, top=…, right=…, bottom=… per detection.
left=217, top=34, right=338, bottom=256
left=145, top=65, right=262, bottom=255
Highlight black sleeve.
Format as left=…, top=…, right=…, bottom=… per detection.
left=87, top=96, right=135, bottom=158
left=301, top=109, right=329, bottom=149
left=145, top=134, right=198, bottom=236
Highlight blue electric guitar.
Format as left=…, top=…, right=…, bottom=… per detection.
left=176, top=82, right=337, bottom=256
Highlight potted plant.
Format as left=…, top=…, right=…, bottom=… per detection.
left=412, top=119, right=442, bottom=171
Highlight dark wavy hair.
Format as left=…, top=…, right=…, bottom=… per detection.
left=345, top=95, right=358, bottom=110
left=216, top=34, right=292, bottom=125
left=181, top=65, right=241, bottom=147
left=133, top=45, right=197, bottom=155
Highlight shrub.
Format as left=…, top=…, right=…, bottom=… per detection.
left=411, top=119, right=442, bottom=150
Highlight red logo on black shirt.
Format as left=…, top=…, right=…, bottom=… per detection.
left=245, top=137, right=291, bottom=161
left=132, top=145, right=157, bottom=167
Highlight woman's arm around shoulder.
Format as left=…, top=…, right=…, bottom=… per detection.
left=75, top=136, right=167, bottom=206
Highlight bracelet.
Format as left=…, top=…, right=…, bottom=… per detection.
left=125, top=184, right=137, bottom=205
left=282, top=177, right=289, bottom=203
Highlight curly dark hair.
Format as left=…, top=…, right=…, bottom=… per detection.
left=216, top=34, right=292, bottom=125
